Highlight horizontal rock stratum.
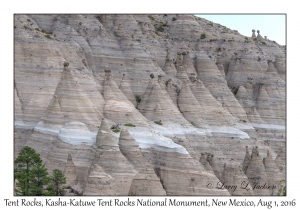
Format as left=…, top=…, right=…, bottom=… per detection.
left=14, top=14, right=286, bottom=196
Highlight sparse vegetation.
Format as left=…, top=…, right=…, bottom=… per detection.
left=23, top=25, right=29, bottom=29
left=63, top=62, right=69, bottom=67
left=154, top=120, right=163, bottom=125
left=131, top=34, right=134, bottom=39
left=165, top=79, right=171, bottom=87
left=191, top=122, right=196, bottom=127
left=111, top=128, right=120, bottom=133
left=129, top=192, right=136, bottom=196
left=253, top=38, right=258, bottom=41
left=42, top=29, right=52, bottom=35
left=124, top=123, right=136, bottom=127
left=156, top=25, right=164, bottom=32
left=261, top=41, right=266, bottom=45
left=44, top=34, right=52, bottom=39
left=148, top=15, right=155, bottom=21
left=172, top=17, right=177, bottom=21
left=277, top=180, right=286, bottom=196
left=135, top=95, right=141, bottom=104
left=232, top=86, right=239, bottom=95
left=215, top=47, right=221, bottom=52
left=245, top=37, right=249, bottom=40
left=272, top=40, right=277, bottom=44
left=243, top=120, right=246, bottom=123
left=154, top=21, right=169, bottom=34
left=35, top=28, right=40, bottom=31
left=200, top=33, right=206, bottom=39
left=163, top=14, right=167, bottom=17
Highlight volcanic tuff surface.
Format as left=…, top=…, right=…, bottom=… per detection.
left=14, top=14, right=286, bottom=196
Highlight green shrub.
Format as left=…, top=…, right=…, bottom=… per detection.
left=191, top=122, right=196, bottom=127
left=261, top=41, right=266, bottom=45
left=245, top=37, right=249, bottom=40
left=111, top=128, right=120, bottom=133
left=27, top=19, right=31, bottom=22
left=172, top=17, right=177, bottom=21
left=44, top=34, right=51, bottom=39
left=277, top=180, right=286, bottom=196
left=253, top=38, right=258, bottom=41
left=124, top=123, right=136, bottom=127
left=135, top=95, right=141, bottom=103
left=34, top=28, right=40, bottom=31
left=23, top=25, right=28, bottom=29
left=233, top=86, right=239, bottom=95
left=148, top=15, right=155, bottom=21
left=42, top=29, right=52, bottom=35
left=129, top=192, right=136, bottom=196
left=156, top=25, right=164, bottom=32
left=131, top=34, right=134, bottom=39
left=63, top=62, right=69, bottom=67
left=154, top=120, right=162, bottom=125
left=272, top=40, right=277, bottom=44
left=163, top=14, right=167, bottom=16
left=200, top=33, right=206, bottom=39
left=165, top=79, right=171, bottom=86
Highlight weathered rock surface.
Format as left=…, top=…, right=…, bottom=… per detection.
left=245, top=146, right=270, bottom=195
left=263, top=150, right=284, bottom=195
left=92, top=119, right=138, bottom=195
left=221, top=160, right=254, bottom=195
left=64, top=153, right=78, bottom=187
left=119, top=129, right=166, bottom=195
left=83, top=164, right=117, bottom=195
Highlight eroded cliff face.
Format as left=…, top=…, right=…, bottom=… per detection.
left=14, top=14, right=286, bottom=196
